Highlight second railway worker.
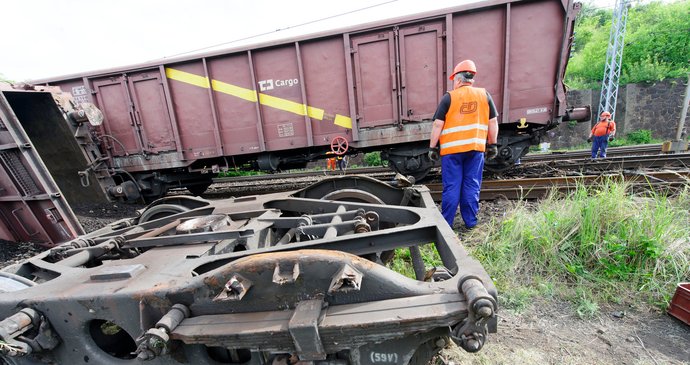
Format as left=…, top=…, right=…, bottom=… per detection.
left=587, top=111, right=616, bottom=159
left=428, top=60, right=499, bottom=230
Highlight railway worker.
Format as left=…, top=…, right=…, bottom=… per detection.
left=336, top=154, right=346, bottom=171
left=588, top=111, right=616, bottom=159
left=428, top=59, right=499, bottom=230
left=326, top=151, right=336, bottom=171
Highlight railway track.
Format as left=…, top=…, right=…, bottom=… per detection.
left=212, top=144, right=673, bottom=185
left=450, top=170, right=689, bottom=200
left=203, top=168, right=689, bottom=202
left=202, top=145, right=689, bottom=201
left=520, top=144, right=663, bottom=163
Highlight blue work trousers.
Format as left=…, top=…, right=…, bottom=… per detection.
left=441, top=151, right=484, bottom=229
left=591, top=135, right=610, bottom=158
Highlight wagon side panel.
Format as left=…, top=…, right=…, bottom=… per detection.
left=165, top=62, right=219, bottom=161
left=451, top=6, right=506, bottom=122
left=253, top=46, right=309, bottom=151
left=208, top=53, right=263, bottom=156
left=507, top=0, right=564, bottom=123
left=300, top=37, right=352, bottom=145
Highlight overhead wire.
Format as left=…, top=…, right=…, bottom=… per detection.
left=162, top=0, right=399, bottom=59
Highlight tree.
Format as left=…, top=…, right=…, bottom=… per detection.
left=565, top=0, right=690, bottom=88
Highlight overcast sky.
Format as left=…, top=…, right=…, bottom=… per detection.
left=1, top=0, right=615, bottom=82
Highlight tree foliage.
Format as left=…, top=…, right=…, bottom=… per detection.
left=565, top=0, right=690, bottom=89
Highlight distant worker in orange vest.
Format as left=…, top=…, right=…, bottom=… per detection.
left=326, top=151, right=336, bottom=171
left=428, top=59, right=499, bottom=230
left=587, top=111, right=616, bottom=159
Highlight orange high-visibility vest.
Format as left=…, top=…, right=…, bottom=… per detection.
left=591, top=120, right=616, bottom=137
left=439, top=86, right=490, bottom=156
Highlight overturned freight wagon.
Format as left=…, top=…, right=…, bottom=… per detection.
left=0, top=85, right=88, bottom=246
left=33, top=0, right=589, bottom=202
left=0, top=176, right=497, bottom=364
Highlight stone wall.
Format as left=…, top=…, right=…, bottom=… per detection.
left=544, top=77, right=689, bottom=149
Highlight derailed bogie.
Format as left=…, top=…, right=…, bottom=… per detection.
left=0, top=176, right=496, bottom=364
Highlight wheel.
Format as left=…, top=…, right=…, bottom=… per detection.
left=138, top=204, right=190, bottom=223
left=330, top=136, right=349, bottom=155
left=388, top=161, right=431, bottom=182
left=484, top=160, right=513, bottom=172
left=320, top=189, right=385, bottom=204
left=408, top=167, right=431, bottom=182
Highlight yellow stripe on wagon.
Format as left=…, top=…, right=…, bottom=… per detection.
left=211, top=80, right=258, bottom=102
left=165, top=68, right=210, bottom=88
left=165, top=67, right=350, bottom=129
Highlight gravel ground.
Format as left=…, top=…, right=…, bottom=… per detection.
left=0, top=203, right=144, bottom=269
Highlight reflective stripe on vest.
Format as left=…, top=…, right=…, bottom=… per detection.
left=439, top=86, right=490, bottom=155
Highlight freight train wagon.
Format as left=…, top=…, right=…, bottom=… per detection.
left=34, top=0, right=589, bottom=202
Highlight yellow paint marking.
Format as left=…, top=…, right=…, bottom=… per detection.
left=165, top=67, right=350, bottom=128
left=517, top=117, right=528, bottom=129
left=165, top=68, right=210, bottom=88
left=307, top=106, right=324, bottom=120
left=259, top=93, right=308, bottom=116
left=334, top=114, right=352, bottom=129
left=211, top=80, right=257, bottom=102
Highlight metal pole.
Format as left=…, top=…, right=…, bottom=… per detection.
left=676, top=74, right=690, bottom=141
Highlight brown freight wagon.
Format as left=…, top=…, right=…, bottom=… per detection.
left=33, top=0, right=589, bottom=202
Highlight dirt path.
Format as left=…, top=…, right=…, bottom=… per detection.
left=438, top=299, right=689, bottom=364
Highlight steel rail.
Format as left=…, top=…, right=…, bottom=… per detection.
left=425, top=170, right=690, bottom=200
left=521, top=144, right=662, bottom=162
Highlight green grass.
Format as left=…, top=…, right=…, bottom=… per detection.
left=468, top=180, right=690, bottom=316
left=217, top=170, right=265, bottom=178
left=388, top=243, right=443, bottom=279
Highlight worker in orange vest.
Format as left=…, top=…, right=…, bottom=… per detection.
left=588, top=111, right=616, bottom=159
left=428, top=60, right=499, bottom=229
left=326, top=151, right=336, bottom=171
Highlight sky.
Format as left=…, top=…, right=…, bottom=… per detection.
left=1, top=0, right=617, bottom=82
left=0, top=0, right=466, bottom=81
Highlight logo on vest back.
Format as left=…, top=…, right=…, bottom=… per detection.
left=459, top=101, right=478, bottom=114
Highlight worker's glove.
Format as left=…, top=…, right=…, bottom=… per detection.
left=427, top=147, right=440, bottom=162
left=608, top=136, right=615, bottom=142
left=485, top=144, right=498, bottom=160
left=587, top=137, right=592, bottom=143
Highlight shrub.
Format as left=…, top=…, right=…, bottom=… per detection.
left=626, top=129, right=652, bottom=144
left=363, top=152, right=382, bottom=167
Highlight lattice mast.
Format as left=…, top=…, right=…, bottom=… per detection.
left=598, top=0, right=630, bottom=120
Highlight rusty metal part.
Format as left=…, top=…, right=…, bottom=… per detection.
left=0, top=175, right=497, bottom=364
left=135, top=304, right=190, bottom=360
left=0, top=308, right=59, bottom=357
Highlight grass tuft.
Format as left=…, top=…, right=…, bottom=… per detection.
left=468, top=180, right=690, bottom=315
